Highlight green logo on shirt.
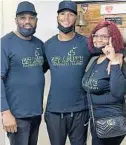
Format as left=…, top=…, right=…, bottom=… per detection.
left=84, top=79, right=98, bottom=90
left=51, top=47, right=83, bottom=66
left=22, top=48, right=44, bottom=67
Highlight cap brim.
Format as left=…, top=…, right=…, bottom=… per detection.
left=16, top=11, right=37, bottom=16
left=57, top=8, right=77, bottom=15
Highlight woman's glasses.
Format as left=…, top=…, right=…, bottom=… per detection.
left=92, top=34, right=109, bottom=40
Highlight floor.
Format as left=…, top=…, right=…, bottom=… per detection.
left=1, top=118, right=126, bottom=145
left=38, top=120, right=126, bottom=145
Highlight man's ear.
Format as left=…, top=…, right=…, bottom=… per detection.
left=74, top=15, right=77, bottom=24
left=36, top=17, right=38, bottom=23
left=57, top=16, right=58, bottom=23
left=75, top=15, right=77, bottom=20
left=36, top=18, right=38, bottom=23
left=15, top=17, right=18, bottom=25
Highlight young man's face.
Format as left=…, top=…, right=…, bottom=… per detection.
left=15, top=13, right=37, bottom=30
left=57, top=10, right=77, bottom=28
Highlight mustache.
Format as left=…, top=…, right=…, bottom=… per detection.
left=23, top=24, right=33, bottom=27
left=17, top=23, right=37, bottom=29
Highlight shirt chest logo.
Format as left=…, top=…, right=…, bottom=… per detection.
left=84, top=79, right=98, bottom=90
left=22, top=48, right=44, bottom=67
left=51, top=47, right=84, bottom=66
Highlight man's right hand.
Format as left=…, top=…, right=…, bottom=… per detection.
left=1, top=110, right=17, bottom=133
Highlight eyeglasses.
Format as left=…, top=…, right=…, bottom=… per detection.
left=92, top=34, right=109, bottom=40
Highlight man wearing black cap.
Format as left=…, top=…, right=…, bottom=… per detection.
left=1, top=1, right=47, bottom=145
left=44, top=1, right=91, bottom=145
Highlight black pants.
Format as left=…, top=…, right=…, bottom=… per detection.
left=44, top=110, right=89, bottom=145
left=7, top=115, right=41, bottom=145
left=91, top=123, right=125, bottom=145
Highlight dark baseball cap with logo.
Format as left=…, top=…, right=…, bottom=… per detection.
left=57, top=1, right=77, bottom=15
left=16, top=1, right=37, bottom=16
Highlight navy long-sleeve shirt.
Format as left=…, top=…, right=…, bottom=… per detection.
left=82, top=58, right=126, bottom=118
left=44, top=33, right=91, bottom=113
left=1, top=32, right=45, bottom=118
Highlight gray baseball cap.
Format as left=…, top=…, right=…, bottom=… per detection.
left=16, top=1, right=37, bottom=16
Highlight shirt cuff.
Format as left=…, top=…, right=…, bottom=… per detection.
left=110, top=64, right=120, bottom=71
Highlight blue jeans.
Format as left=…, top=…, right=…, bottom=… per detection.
left=7, top=115, right=41, bottom=145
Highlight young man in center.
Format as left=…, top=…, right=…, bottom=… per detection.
left=44, top=1, right=91, bottom=145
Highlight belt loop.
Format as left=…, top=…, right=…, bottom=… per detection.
left=61, top=113, right=64, bottom=119
left=71, top=112, right=73, bottom=117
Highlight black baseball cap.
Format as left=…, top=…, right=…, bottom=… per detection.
left=57, top=1, right=77, bottom=15
left=16, top=1, right=37, bottom=16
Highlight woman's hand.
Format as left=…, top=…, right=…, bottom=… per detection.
left=102, top=37, right=118, bottom=63
left=103, top=37, right=123, bottom=74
